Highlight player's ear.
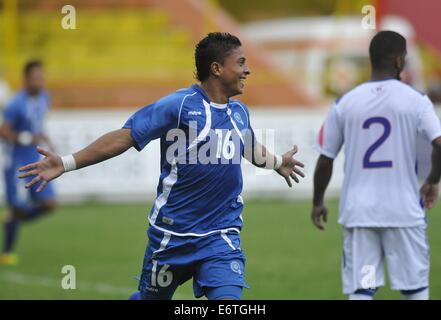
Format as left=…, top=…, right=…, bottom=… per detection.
left=210, top=61, right=222, bottom=78
left=396, top=54, right=406, bottom=71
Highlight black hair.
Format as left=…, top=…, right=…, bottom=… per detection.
left=369, top=31, right=407, bottom=70
left=23, top=60, right=43, bottom=77
left=194, top=32, right=242, bottom=82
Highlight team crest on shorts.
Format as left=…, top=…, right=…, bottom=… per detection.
left=230, top=261, right=242, bottom=275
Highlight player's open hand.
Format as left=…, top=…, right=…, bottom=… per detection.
left=18, top=146, right=64, bottom=192
left=311, top=205, right=328, bottom=231
left=420, top=182, right=439, bottom=210
left=276, top=145, right=305, bottom=187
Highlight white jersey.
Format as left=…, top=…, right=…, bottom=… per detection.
left=316, top=79, right=441, bottom=227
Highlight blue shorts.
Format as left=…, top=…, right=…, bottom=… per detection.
left=138, top=226, right=249, bottom=300
left=4, top=166, right=56, bottom=209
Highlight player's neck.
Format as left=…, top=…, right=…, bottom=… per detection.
left=200, top=81, right=229, bottom=104
left=370, top=69, right=399, bottom=82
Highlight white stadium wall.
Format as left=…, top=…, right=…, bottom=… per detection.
left=0, top=107, right=438, bottom=204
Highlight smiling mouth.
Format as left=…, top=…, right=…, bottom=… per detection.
left=239, top=77, right=247, bottom=86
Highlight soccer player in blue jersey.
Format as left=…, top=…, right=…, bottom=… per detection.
left=0, top=61, right=57, bottom=265
left=18, top=33, right=305, bottom=299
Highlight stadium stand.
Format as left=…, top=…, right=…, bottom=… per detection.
left=0, top=0, right=316, bottom=108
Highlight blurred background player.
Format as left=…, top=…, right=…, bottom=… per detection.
left=0, top=60, right=57, bottom=265
left=311, top=31, right=441, bottom=300
left=18, top=33, right=305, bottom=300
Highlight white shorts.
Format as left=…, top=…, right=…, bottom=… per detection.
left=342, top=225, right=429, bottom=295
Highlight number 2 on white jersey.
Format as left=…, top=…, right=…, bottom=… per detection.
left=362, top=117, right=393, bottom=169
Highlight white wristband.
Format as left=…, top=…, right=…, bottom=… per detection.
left=274, top=154, right=283, bottom=170
left=61, top=155, right=77, bottom=172
left=17, top=131, right=33, bottom=146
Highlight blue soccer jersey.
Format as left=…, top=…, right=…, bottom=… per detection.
left=123, top=84, right=256, bottom=236
left=2, top=89, right=55, bottom=208
left=3, top=90, right=50, bottom=164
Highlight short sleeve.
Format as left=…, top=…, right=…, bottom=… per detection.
left=123, top=94, right=181, bottom=151
left=314, top=103, right=344, bottom=159
left=417, top=96, right=441, bottom=143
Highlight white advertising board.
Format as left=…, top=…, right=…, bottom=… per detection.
left=0, top=107, right=437, bottom=204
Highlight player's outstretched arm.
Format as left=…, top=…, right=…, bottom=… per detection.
left=248, top=142, right=305, bottom=187
left=420, top=136, right=441, bottom=210
left=311, top=154, right=333, bottom=230
left=18, top=128, right=135, bottom=192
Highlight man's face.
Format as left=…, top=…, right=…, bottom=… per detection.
left=25, top=66, right=45, bottom=95
left=218, top=46, right=251, bottom=97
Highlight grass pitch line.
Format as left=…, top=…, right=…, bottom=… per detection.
left=0, top=271, right=192, bottom=299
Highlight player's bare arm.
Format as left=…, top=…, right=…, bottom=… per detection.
left=244, top=141, right=305, bottom=187
left=18, top=128, right=135, bottom=192
left=311, top=154, right=333, bottom=230
left=420, top=136, right=441, bottom=210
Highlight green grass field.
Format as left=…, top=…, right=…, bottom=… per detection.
left=1, top=199, right=441, bottom=300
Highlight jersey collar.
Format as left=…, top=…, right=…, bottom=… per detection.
left=210, top=102, right=228, bottom=109
left=191, top=84, right=229, bottom=109
left=367, top=78, right=398, bottom=83
left=191, top=84, right=211, bottom=102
